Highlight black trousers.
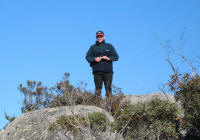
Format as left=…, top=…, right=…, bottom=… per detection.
left=93, top=72, right=113, bottom=98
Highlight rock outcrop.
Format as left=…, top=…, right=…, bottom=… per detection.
left=122, top=92, right=176, bottom=104
left=0, top=105, right=120, bottom=140
left=121, top=92, right=183, bottom=114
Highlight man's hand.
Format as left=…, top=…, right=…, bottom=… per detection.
left=102, top=56, right=110, bottom=61
left=95, top=57, right=102, bottom=62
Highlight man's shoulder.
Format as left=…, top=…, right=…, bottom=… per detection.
left=89, top=44, right=96, bottom=49
left=105, top=42, right=113, bottom=47
left=91, top=42, right=98, bottom=47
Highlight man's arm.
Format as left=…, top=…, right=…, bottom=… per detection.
left=86, top=46, right=95, bottom=63
left=109, top=45, right=119, bottom=61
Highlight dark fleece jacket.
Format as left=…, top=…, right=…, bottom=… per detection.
left=86, top=40, right=119, bottom=73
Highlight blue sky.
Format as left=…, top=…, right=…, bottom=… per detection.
left=0, top=0, right=200, bottom=129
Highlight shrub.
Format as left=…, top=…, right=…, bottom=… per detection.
left=88, top=112, right=108, bottom=131
left=3, top=111, right=16, bottom=129
left=49, top=112, right=108, bottom=133
left=50, top=73, right=99, bottom=107
left=112, top=98, right=180, bottom=139
left=18, top=73, right=97, bottom=112
left=169, top=73, right=200, bottom=136
left=19, top=80, right=53, bottom=113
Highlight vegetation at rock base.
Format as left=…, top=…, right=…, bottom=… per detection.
left=49, top=112, right=108, bottom=133
left=112, top=98, right=179, bottom=139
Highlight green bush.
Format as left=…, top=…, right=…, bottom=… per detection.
left=112, top=98, right=179, bottom=139
left=88, top=112, right=108, bottom=131
left=169, top=73, right=200, bottom=136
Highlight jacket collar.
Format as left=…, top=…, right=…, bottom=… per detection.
left=95, top=40, right=105, bottom=46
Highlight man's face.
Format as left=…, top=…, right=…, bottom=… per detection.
left=97, top=35, right=105, bottom=43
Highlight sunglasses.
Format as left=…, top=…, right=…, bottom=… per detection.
left=97, top=35, right=104, bottom=38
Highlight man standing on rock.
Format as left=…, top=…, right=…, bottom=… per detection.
left=86, top=31, right=119, bottom=102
